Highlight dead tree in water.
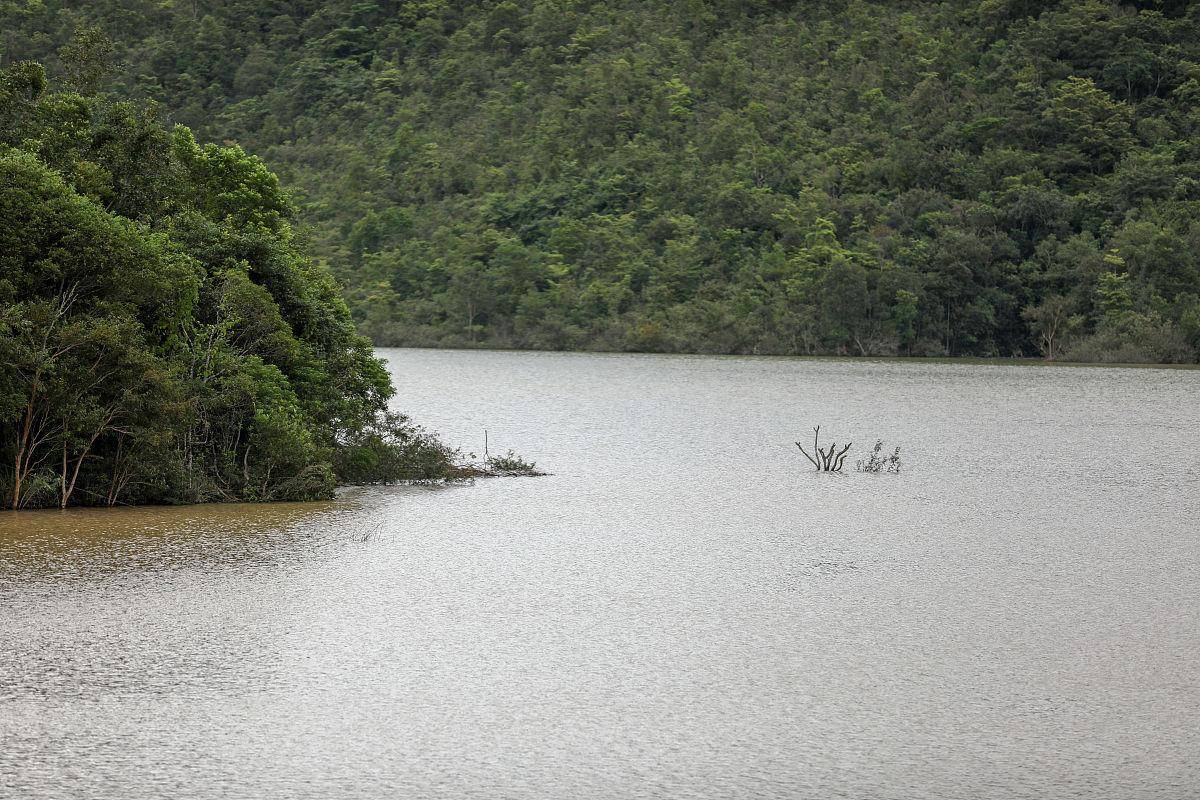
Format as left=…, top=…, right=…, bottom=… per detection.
left=796, top=426, right=852, bottom=472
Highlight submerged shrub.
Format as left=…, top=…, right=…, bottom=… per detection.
left=333, top=411, right=461, bottom=484
left=856, top=440, right=902, bottom=474
left=484, top=451, right=545, bottom=477
left=335, top=414, right=546, bottom=484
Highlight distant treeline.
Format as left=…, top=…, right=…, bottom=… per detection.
left=1, top=62, right=464, bottom=509
left=4, top=1, right=1200, bottom=362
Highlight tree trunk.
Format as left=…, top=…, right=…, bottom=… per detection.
left=106, top=434, right=126, bottom=507
left=12, top=374, right=42, bottom=510
left=61, top=430, right=69, bottom=509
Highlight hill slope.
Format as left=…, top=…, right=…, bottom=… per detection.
left=5, top=0, right=1200, bottom=361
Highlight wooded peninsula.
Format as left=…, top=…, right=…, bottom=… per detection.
left=1, top=61, right=495, bottom=509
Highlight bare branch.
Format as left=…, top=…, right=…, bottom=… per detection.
left=795, top=442, right=820, bottom=469
left=832, top=442, right=853, bottom=472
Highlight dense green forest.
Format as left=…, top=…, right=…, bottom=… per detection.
left=4, top=0, right=1200, bottom=362
left=0, top=60, right=475, bottom=509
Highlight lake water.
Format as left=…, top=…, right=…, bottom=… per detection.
left=2, top=348, right=1198, bottom=799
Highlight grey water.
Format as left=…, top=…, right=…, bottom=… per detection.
left=2, top=348, right=1198, bottom=799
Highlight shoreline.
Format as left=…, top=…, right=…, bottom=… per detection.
left=370, top=344, right=1200, bottom=371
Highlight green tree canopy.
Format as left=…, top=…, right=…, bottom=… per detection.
left=0, top=61, right=451, bottom=509
left=5, top=1, right=1199, bottom=363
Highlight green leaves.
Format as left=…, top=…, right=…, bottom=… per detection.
left=0, top=62, right=401, bottom=508
left=8, top=1, right=1200, bottom=365
left=1043, top=76, right=1135, bottom=176
left=171, top=126, right=296, bottom=230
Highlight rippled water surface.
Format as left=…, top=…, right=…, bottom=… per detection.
left=3, top=349, right=1199, bottom=799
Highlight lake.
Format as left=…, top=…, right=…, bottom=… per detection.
left=2, top=348, right=1198, bottom=799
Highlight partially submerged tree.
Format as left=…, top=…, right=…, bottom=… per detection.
left=796, top=426, right=852, bottom=473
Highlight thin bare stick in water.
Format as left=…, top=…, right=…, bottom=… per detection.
left=796, top=442, right=820, bottom=468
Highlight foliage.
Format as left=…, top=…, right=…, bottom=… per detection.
left=856, top=441, right=902, bottom=474
left=5, top=2, right=1200, bottom=363
left=333, top=416, right=545, bottom=483
left=484, top=450, right=545, bottom=477
left=0, top=62, right=468, bottom=508
left=333, top=411, right=462, bottom=484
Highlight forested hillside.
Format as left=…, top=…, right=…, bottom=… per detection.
left=4, top=1, right=1200, bottom=361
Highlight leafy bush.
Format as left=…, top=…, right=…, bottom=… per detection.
left=333, top=412, right=461, bottom=485
left=856, top=441, right=902, bottom=474
left=335, top=417, right=545, bottom=484
left=484, top=451, right=545, bottom=477
left=1065, top=311, right=1193, bottom=364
